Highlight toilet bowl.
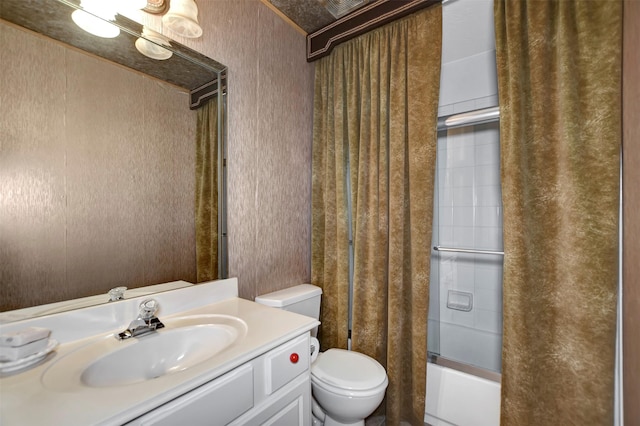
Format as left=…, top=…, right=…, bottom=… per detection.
left=255, top=285, right=389, bottom=426
left=311, top=349, right=388, bottom=426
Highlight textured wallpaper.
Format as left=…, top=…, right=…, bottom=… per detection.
left=166, top=1, right=316, bottom=300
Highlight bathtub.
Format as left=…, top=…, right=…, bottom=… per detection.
left=425, top=361, right=501, bottom=426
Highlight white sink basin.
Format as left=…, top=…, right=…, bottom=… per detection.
left=42, top=314, right=247, bottom=390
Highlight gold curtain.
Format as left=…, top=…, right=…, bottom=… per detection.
left=311, top=7, right=442, bottom=424
left=495, top=1, right=622, bottom=424
left=195, top=98, right=219, bottom=282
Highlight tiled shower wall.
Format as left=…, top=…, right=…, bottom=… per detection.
left=430, top=123, right=503, bottom=373
left=428, top=0, right=502, bottom=373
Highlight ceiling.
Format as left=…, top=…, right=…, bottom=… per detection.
left=261, top=0, right=375, bottom=34
left=260, top=0, right=439, bottom=61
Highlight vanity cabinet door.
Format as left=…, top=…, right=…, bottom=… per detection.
left=124, top=333, right=311, bottom=426
left=264, top=334, right=310, bottom=395
left=229, top=374, right=311, bottom=426
left=127, top=363, right=254, bottom=426
left=262, top=392, right=306, bottom=426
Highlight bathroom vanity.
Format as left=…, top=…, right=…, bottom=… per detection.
left=0, top=279, right=318, bottom=425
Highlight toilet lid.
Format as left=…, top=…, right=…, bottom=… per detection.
left=311, top=349, right=387, bottom=391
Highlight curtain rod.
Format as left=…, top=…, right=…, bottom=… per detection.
left=433, top=246, right=504, bottom=256
left=437, top=106, right=500, bottom=131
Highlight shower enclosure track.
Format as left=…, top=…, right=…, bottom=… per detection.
left=433, top=246, right=504, bottom=256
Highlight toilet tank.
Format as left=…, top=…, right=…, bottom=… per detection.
left=255, top=284, right=322, bottom=336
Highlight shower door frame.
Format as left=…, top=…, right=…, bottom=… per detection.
left=428, top=106, right=503, bottom=384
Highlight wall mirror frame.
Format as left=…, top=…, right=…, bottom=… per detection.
left=0, top=0, right=228, bottom=321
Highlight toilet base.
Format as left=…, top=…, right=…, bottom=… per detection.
left=324, top=417, right=364, bottom=426
left=312, top=413, right=323, bottom=426
left=312, top=395, right=366, bottom=426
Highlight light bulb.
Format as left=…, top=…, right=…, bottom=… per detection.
left=72, top=0, right=120, bottom=39
left=162, top=0, right=203, bottom=38
left=135, top=26, right=173, bottom=60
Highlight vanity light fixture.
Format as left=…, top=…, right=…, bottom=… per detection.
left=71, top=0, right=120, bottom=38
left=162, top=0, right=203, bottom=38
left=135, top=26, right=173, bottom=60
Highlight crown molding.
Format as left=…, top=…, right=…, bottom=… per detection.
left=307, top=0, right=441, bottom=62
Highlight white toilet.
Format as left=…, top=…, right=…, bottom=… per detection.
left=256, top=284, right=388, bottom=426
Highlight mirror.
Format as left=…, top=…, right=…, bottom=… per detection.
left=0, top=0, right=227, bottom=320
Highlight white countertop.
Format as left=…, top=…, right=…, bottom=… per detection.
left=0, top=281, right=194, bottom=324
left=0, top=279, right=318, bottom=425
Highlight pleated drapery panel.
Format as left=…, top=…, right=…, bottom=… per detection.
left=311, top=7, right=442, bottom=425
left=495, top=1, right=622, bottom=424
left=195, top=98, right=219, bottom=282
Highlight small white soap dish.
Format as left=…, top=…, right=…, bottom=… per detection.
left=0, top=339, right=58, bottom=374
left=446, top=290, right=473, bottom=312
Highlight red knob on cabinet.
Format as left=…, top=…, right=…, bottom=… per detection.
left=290, top=353, right=299, bottom=364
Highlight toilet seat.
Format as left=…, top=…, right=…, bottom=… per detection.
left=311, top=349, right=388, bottom=398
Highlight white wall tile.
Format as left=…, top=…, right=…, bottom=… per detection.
left=453, top=265, right=475, bottom=290
left=474, top=164, right=500, bottom=186
left=474, top=227, right=503, bottom=250
left=437, top=146, right=448, bottom=169
left=449, top=146, right=476, bottom=168
left=439, top=186, right=454, bottom=206
left=438, top=104, right=454, bottom=117
left=453, top=227, right=475, bottom=247
left=453, top=166, right=475, bottom=187
left=475, top=185, right=502, bottom=206
left=439, top=207, right=454, bottom=227
left=439, top=322, right=501, bottom=372
left=442, top=0, right=495, bottom=64
left=475, top=142, right=499, bottom=166
left=451, top=309, right=475, bottom=328
left=439, top=294, right=455, bottom=323
left=453, top=206, right=474, bottom=226
left=475, top=206, right=502, bottom=228
left=452, top=99, right=478, bottom=114
left=474, top=254, right=503, bottom=270
left=453, top=186, right=474, bottom=206
left=438, top=226, right=454, bottom=245
left=475, top=288, right=502, bottom=312
left=475, top=308, right=503, bottom=334
left=447, top=126, right=475, bottom=149
left=474, top=264, right=503, bottom=290
left=439, top=50, right=498, bottom=109
left=474, top=94, right=499, bottom=110
left=440, top=167, right=455, bottom=188
left=474, top=122, right=500, bottom=146
left=471, top=331, right=502, bottom=372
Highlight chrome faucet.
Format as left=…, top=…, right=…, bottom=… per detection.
left=116, top=299, right=165, bottom=340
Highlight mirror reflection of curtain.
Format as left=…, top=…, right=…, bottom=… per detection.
left=495, top=1, right=622, bottom=424
left=195, top=98, right=219, bottom=282
left=311, top=6, right=442, bottom=424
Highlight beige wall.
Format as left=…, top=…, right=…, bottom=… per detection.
left=170, top=1, right=315, bottom=300
left=623, top=0, right=639, bottom=422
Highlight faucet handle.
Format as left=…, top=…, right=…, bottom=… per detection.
left=139, top=299, right=159, bottom=320
left=108, top=286, right=127, bottom=302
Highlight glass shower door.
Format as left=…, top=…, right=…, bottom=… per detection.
left=428, top=117, right=503, bottom=375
